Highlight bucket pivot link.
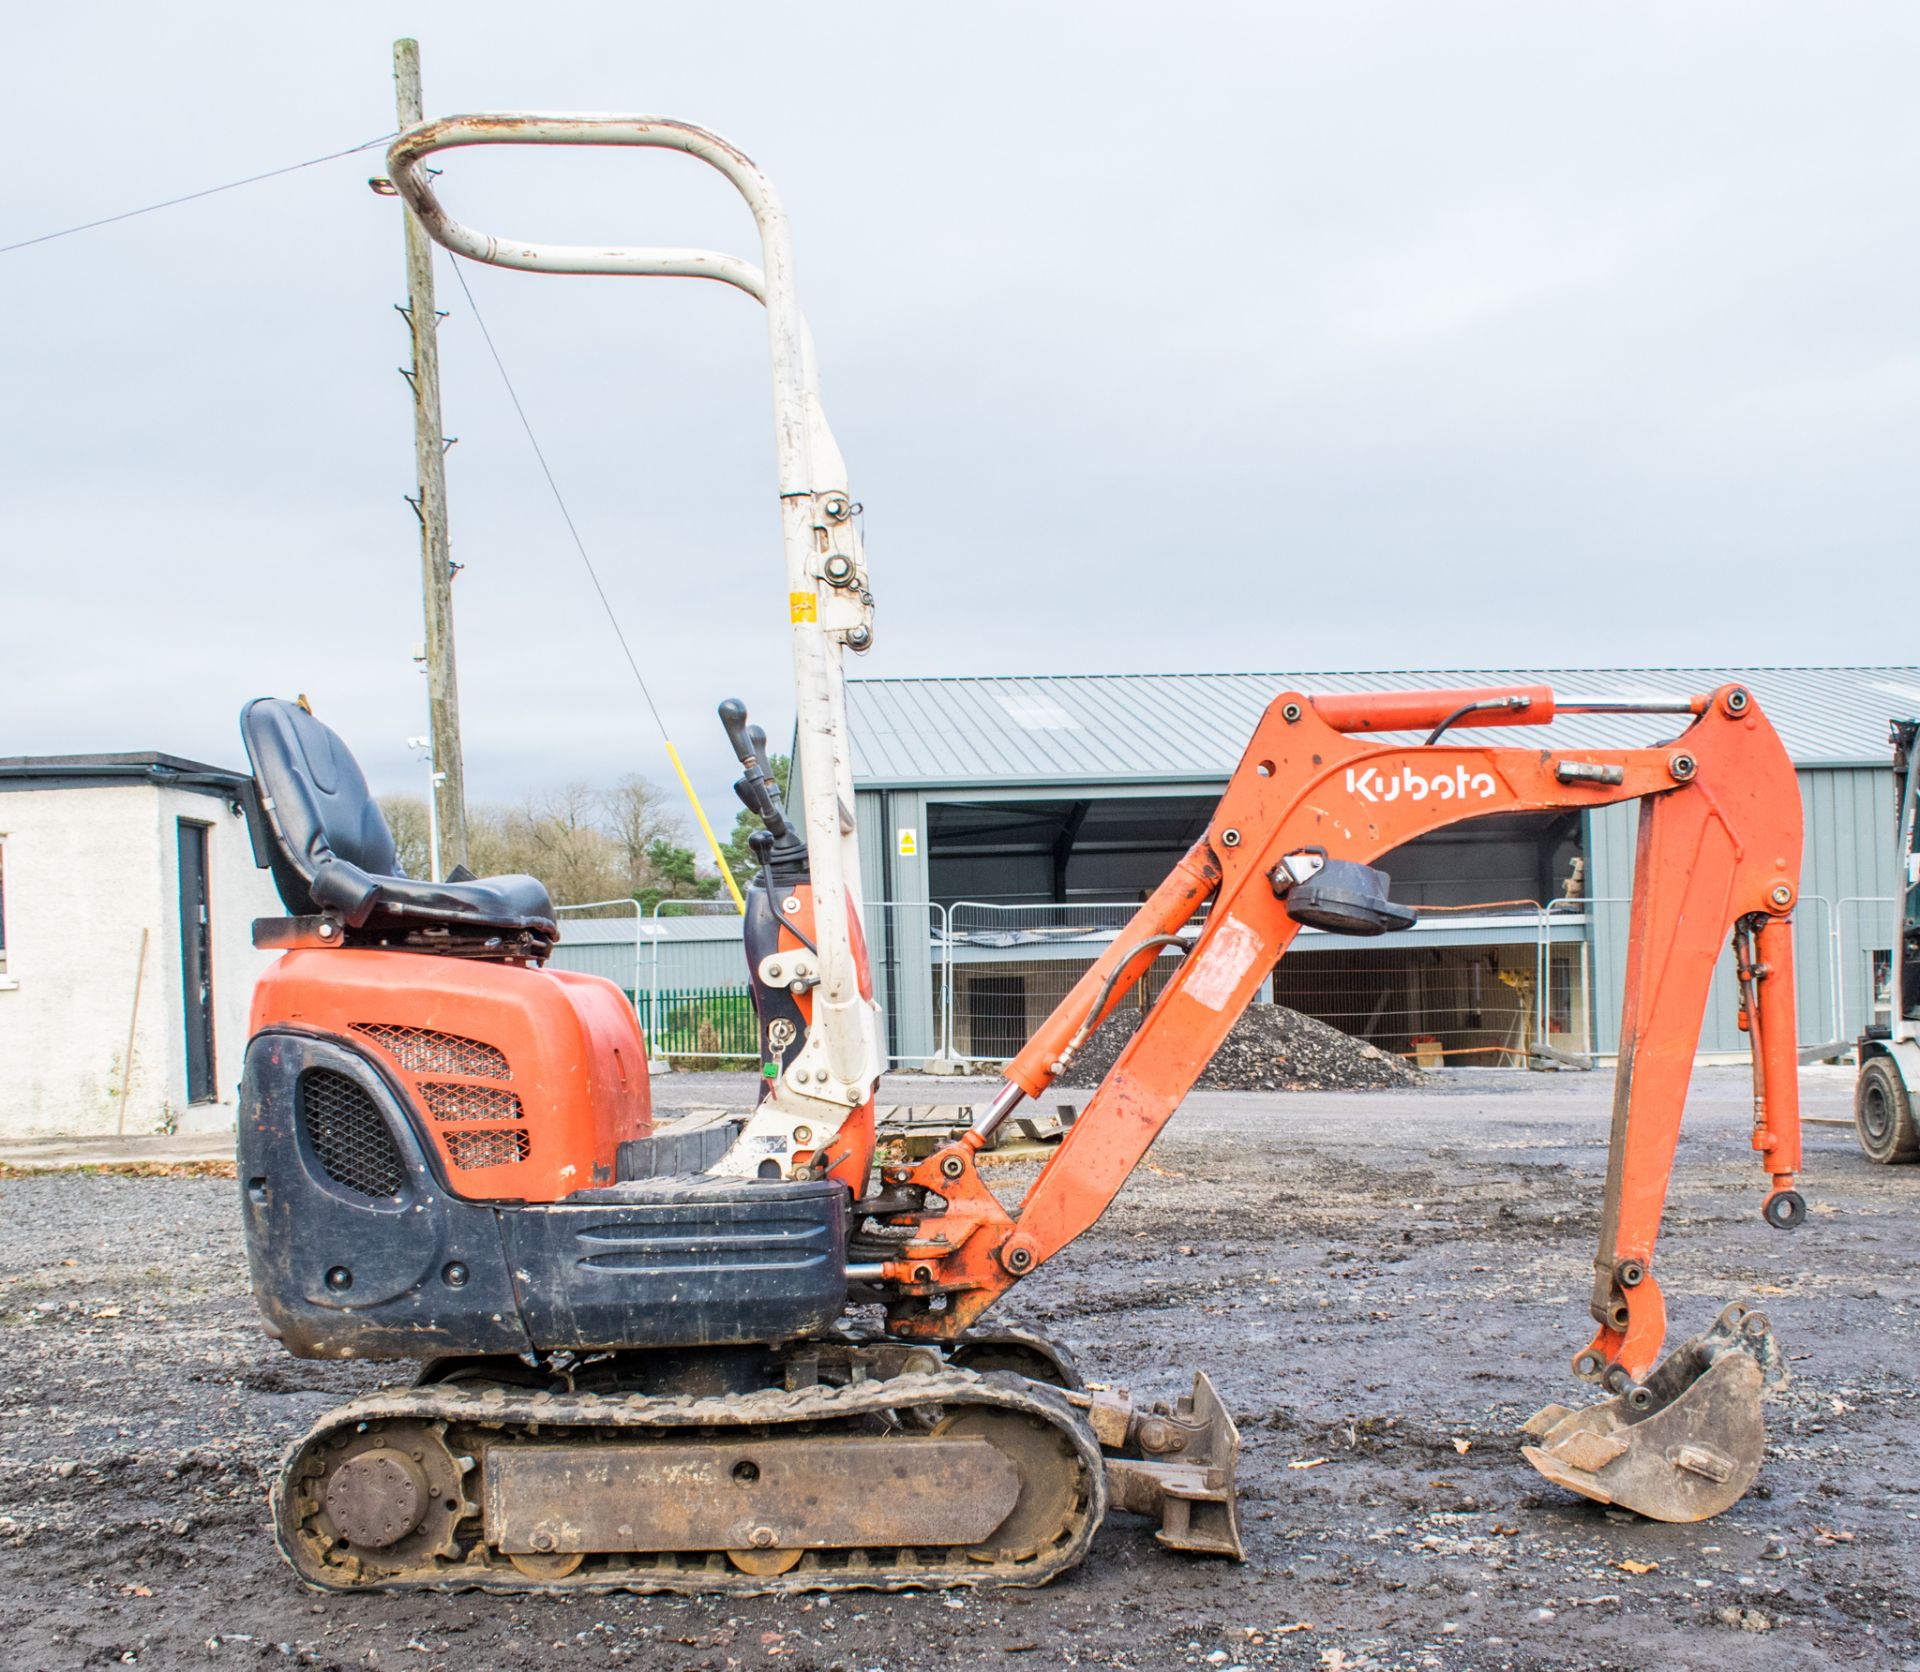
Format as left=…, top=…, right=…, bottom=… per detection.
left=1522, top=1302, right=1786, bottom=1522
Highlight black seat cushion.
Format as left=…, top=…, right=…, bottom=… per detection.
left=239, top=697, right=556, bottom=939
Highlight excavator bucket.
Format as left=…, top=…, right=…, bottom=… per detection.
left=1521, top=1303, right=1786, bottom=1523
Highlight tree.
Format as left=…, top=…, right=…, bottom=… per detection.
left=511, top=782, right=628, bottom=904
left=377, top=771, right=743, bottom=913
left=636, top=836, right=718, bottom=914
left=602, top=776, right=683, bottom=895
left=380, top=795, right=432, bottom=879
left=716, top=753, right=793, bottom=887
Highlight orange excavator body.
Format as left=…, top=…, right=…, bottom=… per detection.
left=237, top=109, right=1822, bottom=1589
left=249, top=949, right=652, bottom=1203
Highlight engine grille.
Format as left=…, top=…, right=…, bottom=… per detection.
left=299, top=1069, right=406, bottom=1198
left=420, top=1082, right=525, bottom=1124
left=444, top=1128, right=532, bottom=1170
left=351, top=1024, right=511, bottom=1081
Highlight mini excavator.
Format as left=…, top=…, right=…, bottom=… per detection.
left=234, top=113, right=1808, bottom=1595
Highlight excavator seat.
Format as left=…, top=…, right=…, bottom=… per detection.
left=239, top=697, right=556, bottom=950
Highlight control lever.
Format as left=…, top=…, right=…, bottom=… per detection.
left=747, top=724, right=790, bottom=821
left=719, top=699, right=789, bottom=838
left=733, top=771, right=779, bottom=825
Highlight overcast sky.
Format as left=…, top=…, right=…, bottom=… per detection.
left=3, top=4, right=1912, bottom=831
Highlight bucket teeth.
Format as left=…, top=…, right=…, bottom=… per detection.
left=1522, top=1302, right=1781, bottom=1524
left=1520, top=1403, right=1577, bottom=1439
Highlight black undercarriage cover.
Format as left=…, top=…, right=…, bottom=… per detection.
left=238, top=1031, right=848, bottom=1360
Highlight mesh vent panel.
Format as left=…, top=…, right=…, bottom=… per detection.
left=299, top=1069, right=406, bottom=1197
left=444, top=1129, right=532, bottom=1170
left=420, top=1082, right=525, bottom=1123
left=352, top=1024, right=510, bottom=1080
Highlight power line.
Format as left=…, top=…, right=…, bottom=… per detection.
left=444, top=252, right=745, bottom=910
left=444, top=253, right=671, bottom=737
left=0, top=133, right=396, bottom=257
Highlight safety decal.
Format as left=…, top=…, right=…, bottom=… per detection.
left=1184, top=914, right=1263, bottom=1012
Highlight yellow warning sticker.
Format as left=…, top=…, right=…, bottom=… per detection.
left=897, top=829, right=918, bottom=857
left=789, top=591, right=817, bottom=623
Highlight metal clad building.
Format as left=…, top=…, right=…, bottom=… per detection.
left=846, top=667, right=1917, bottom=1067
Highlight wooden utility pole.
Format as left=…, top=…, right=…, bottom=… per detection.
left=393, top=36, right=469, bottom=880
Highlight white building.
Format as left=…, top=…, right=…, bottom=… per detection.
left=0, top=753, right=281, bottom=1138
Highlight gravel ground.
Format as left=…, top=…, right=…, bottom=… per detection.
left=0, top=1065, right=1909, bottom=1671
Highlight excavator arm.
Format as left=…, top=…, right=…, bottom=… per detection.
left=863, top=680, right=1804, bottom=1522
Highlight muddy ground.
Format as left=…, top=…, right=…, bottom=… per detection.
left=1, top=1065, right=1911, bottom=1671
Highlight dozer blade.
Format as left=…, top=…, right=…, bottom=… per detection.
left=1522, top=1302, right=1786, bottom=1523
left=1094, top=1371, right=1245, bottom=1560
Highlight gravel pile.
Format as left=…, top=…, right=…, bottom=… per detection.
left=1058, top=1002, right=1422, bottom=1092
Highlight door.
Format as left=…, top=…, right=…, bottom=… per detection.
left=177, top=821, right=216, bottom=1104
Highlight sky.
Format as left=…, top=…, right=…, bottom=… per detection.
left=2, top=3, right=1913, bottom=834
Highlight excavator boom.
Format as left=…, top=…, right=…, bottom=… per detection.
left=871, top=680, right=1804, bottom=1521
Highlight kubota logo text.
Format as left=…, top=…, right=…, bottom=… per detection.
left=1347, top=764, right=1497, bottom=804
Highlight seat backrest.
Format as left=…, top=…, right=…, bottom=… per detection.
left=240, top=698, right=401, bottom=915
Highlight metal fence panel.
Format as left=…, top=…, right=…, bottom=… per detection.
left=944, top=900, right=1578, bottom=1070
left=1837, top=897, right=1895, bottom=1042
left=942, top=896, right=1834, bottom=1072
left=648, top=900, right=752, bottom=1060
left=548, top=898, right=645, bottom=1015
left=1270, top=911, right=1557, bottom=1066
left=871, top=901, right=945, bottom=1066
left=564, top=886, right=1869, bottom=1073
left=1547, top=893, right=1847, bottom=1065
left=944, top=902, right=1186, bottom=1068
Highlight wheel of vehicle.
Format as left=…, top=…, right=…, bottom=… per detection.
left=1855, top=1056, right=1919, bottom=1164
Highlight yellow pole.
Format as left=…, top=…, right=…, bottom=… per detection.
left=664, top=739, right=745, bottom=914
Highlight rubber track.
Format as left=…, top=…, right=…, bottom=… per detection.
left=272, top=1367, right=1107, bottom=1596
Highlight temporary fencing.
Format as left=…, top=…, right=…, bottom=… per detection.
left=550, top=890, right=1883, bottom=1068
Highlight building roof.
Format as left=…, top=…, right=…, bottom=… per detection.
left=0, top=751, right=251, bottom=796
left=847, top=667, right=1920, bottom=789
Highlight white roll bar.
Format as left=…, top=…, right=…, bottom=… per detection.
left=386, top=115, right=881, bottom=1140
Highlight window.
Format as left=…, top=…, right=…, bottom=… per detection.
left=0, top=839, right=9, bottom=980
